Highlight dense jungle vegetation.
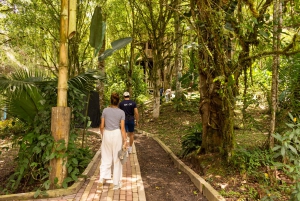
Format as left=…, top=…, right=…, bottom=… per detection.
left=0, top=0, right=300, bottom=200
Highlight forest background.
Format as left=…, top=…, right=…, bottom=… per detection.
left=0, top=0, right=300, bottom=200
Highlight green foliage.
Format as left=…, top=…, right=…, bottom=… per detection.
left=63, top=132, right=93, bottom=189
left=230, top=147, right=274, bottom=180
left=5, top=123, right=54, bottom=193
left=277, top=54, right=300, bottom=132
left=272, top=113, right=300, bottom=200
left=180, top=48, right=199, bottom=90
left=105, top=63, right=148, bottom=106
left=0, top=119, right=26, bottom=139
left=180, top=123, right=202, bottom=158
left=173, top=92, right=199, bottom=112
left=172, top=92, right=186, bottom=112
left=0, top=68, right=101, bottom=194
left=261, top=189, right=278, bottom=201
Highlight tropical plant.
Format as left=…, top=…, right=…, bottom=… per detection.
left=0, top=67, right=103, bottom=194
left=180, top=123, right=202, bottom=157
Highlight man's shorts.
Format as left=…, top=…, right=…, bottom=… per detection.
left=125, top=119, right=135, bottom=132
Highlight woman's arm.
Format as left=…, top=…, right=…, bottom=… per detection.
left=100, top=117, right=105, bottom=137
left=120, top=119, right=127, bottom=148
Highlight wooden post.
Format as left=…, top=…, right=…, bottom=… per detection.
left=50, top=107, right=71, bottom=189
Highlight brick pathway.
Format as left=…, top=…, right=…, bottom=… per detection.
left=3, top=128, right=146, bottom=201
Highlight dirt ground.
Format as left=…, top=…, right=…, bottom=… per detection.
left=135, top=134, right=207, bottom=201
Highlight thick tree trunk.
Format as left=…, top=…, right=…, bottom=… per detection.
left=192, top=0, right=235, bottom=157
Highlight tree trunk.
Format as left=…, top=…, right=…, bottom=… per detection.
left=270, top=0, right=282, bottom=148
left=50, top=0, right=71, bottom=188
left=192, top=0, right=235, bottom=157
left=50, top=107, right=71, bottom=189
left=152, top=54, right=162, bottom=118
left=128, top=0, right=135, bottom=97
left=174, top=0, right=183, bottom=98
left=57, top=0, right=69, bottom=108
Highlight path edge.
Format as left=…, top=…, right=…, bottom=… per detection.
left=136, top=129, right=226, bottom=201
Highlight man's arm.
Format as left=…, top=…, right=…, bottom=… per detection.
left=134, top=107, right=139, bottom=126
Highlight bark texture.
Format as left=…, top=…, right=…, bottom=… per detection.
left=50, top=107, right=71, bottom=189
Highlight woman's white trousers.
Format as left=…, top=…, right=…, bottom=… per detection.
left=100, top=129, right=123, bottom=185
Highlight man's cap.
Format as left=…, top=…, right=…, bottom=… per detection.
left=123, top=91, right=130, bottom=96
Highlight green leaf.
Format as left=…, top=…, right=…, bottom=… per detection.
left=44, top=180, right=50, bottom=190
left=98, top=49, right=114, bottom=61
left=68, top=166, right=73, bottom=173
left=93, top=22, right=106, bottom=57
left=281, top=146, right=285, bottom=156
left=272, top=145, right=281, bottom=152
left=111, top=37, right=132, bottom=50
left=89, top=6, right=105, bottom=50
left=272, top=133, right=282, bottom=141
left=286, top=123, right=295, bottom=128
left=72, top=158, right=78, bottom=165
left=38, top=134, right=46, bottom=140
left=288, top=145, right=298, bottom=154
left=258, top=30, right=269, bottom=38
left=98, top=37, right=132, bottom=61
left=34, top=189, right=41, bottom=198
left=224, top=22, right=234, bottom=31
left=33, top=146, right=41, bottom=154
left=71, top=172, right=78, bottom=181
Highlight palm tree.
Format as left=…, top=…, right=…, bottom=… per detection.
left=0, top=67, right=104, bottom=126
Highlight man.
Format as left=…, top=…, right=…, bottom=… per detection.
left=165, top=88, right=171, bottom=102
left=119, top=91, right=139, bottom=154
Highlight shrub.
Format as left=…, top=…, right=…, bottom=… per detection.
left=180, top=123, right=202, bottom=157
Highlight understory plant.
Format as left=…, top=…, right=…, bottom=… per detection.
left=180, top=123, right=202, bottom=157
left=272, top=113, right=300, bottom=201
left=230, top=147, right=276, bottom=200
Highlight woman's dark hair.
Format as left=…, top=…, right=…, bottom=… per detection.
left=111, top=92, right=120, bottom=106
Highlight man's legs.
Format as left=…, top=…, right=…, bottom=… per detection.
left=128, top=132, right=134, bottom=153
left=126, top=120, right=135, bottom=153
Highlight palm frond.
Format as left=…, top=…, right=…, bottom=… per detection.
left=0, top=68, right=50, bottom=97
left=68, top=69, right=105, bottom=93
left=7, top=88, right=43, bottom=124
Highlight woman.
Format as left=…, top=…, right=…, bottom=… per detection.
left=99, top=92, right=127, bottom=190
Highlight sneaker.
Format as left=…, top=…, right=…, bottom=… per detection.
left=113, top=182, right=122, bottom=190
left=128, top=146, right=132, bottom=154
